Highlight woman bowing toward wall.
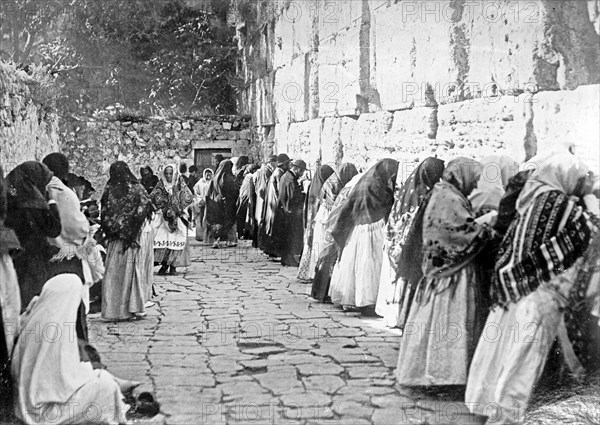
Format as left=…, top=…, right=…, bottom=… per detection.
left=205, top=159, right=239, bottom=249
left=395, top=157, right=491, bottom=387
left=150, top=164, right=193, bottom=276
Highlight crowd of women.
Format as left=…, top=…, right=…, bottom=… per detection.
left=1, top=146, right=599, bottom=424
left=274, top=149, right=599, bottom=425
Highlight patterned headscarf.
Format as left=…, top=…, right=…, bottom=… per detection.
left=101, top=161, right=154, bottom=252
left=6, top=161, right=53, bottom=210
left=442, top=157, right=483, bottom=197
left=321, top=163, right=359, bottom=209
left=150, top=163, right=193, bottom=232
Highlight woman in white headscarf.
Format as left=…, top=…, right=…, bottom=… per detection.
left=150, top=164, right=193, bottom=275
left=468, top=155, right=519, bottom=218
left=465, top=150, right=599, bottom=424
left=192, top=168, right=214, bottom=242
left=12, top=274, right=128, bottom=424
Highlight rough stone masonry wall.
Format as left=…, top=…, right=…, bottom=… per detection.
left=60, top=114, right=251, bottom=196
left=232, top=0, right=600, bottom=176
left=0, top=62, right=60, bottom=172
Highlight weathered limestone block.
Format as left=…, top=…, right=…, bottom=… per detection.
left=285, top=118, right=323, bottom=170
left=437, top=95, right=525, bottom=162
left=254, top=72, right=275, bottom=126
left=318, top=23, right=361, bottom=116
left=274, top=123, right=290, bottom=155
left=464, top=1, right=599, bottom=93
left=342, top=111, right=393, bottom=170
left=373, top=1, right=460, bottom=110
left=321, top=117, right=356, bottom=167
left=532, top=85, right=600, bottom=174
left=274, top=57, right=307, bottom=124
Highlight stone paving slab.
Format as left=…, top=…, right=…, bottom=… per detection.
left=89, top=239, right=497, bottom=425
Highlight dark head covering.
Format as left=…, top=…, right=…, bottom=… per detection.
left=396, top=157, right=445, bottom=215
left=236, top=156, right=250, bottom=169
left=442, top=157, right=483, bottom=197
left=6, top=161, right=53, bottom=210
left=42, top=153, right=69, bottom=182
left=321, top=163, right=359, bottom=209
left=291, top=159, right=307, bottom=171
left=209, top=160, right=236, bottom=203
left=276, top=154, right=291, bottom=167
left=331, top=158, right=399, bottom=249
left=308, top=165, right=334, bottom=207
left=388, top=158, right=445, bottom=283
left=102, top=161, right=154, bottom=252
left=304, top=164, right=334, bottom=228
left=108, top=161, right=138, bottom=186
left=189, top=165, right=198, bottom=174
left=0, top=164, right=21, bottom=254
left=140, top=165, right=159, bottom=194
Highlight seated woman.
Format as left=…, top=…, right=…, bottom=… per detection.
left=11, top=274, right=131, bottom=424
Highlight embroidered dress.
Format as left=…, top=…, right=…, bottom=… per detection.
left=150, top=164, right=193, bottom=265
left=465, top=150, right=599, bottom=424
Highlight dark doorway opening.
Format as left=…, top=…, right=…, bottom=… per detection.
left=194, top=148, right=232, bottom=172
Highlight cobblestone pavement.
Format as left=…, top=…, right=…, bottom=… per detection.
left=90, top=239, right=485, bottom=425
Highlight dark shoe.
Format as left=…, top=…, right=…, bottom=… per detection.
left=168, top=266, right=177, bottom=276
left=157, top=265, right=168, bottom=275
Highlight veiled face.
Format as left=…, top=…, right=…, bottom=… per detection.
left=141, top=168, right=150, bottom=178
left=206, top=172, right=213, bottom=181
left=164, top=166, right=173, bottom=183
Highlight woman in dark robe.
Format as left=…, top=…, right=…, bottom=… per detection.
left=328, top=158, right=399, bottom=310
left=234, top=156, right=250, bottom=189
left=375, top=157, right=445, bottom=328
left=259, top=154, right=290, bottom=256
left=5, top=162, right=61, bottom=310
left=275, top=160, right=307, bottom=266
left=236, top=164, right=259, bottom=240
left=0, top=164, right=21, bottom=418
left=140, top=166, right=159, bottom=194
left=297, top=164, right=334, bottom=280
left=396, top=157, right=491, bottom=387
left=205, top=160, right=239, bottom=248
left=310, top=163, right=359, bottom=301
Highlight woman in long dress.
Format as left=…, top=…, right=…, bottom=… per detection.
left=5, top=162, right=62, bottom=310
left=328, top=159, right=399, bottom=310
left=150, top=164, right=193, bottom=275
left=395, top=157, right=491, bottom=387
left=101, top=161, right=155, bottom=321
left=297, top=164, right=334, bottom=281
left=205, top=160, right=239, bottom=249
left=465, top=150, right=599, bottom=424
left=375, top=157, right=445, bottom=328
left=192, top=168, right=213, bottom=242
left=309, top=163, right=359, bottom=300
left=12, top=274, right=128, bottom=424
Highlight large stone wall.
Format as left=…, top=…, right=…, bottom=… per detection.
left=60, top=113, right=252, bottom=196
left=0, top=62, right=60, bottom=171
left=232, top=0, right=600, bottom=174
